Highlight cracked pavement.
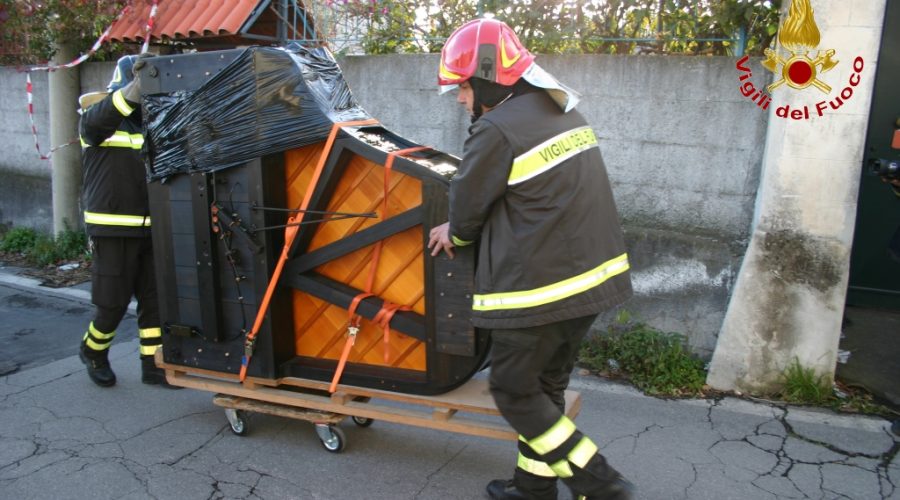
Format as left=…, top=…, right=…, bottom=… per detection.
left=1, top=277, right=898, bottom=499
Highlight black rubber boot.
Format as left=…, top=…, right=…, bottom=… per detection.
left=571, top=475, right=635, bottom=500
left=141, top=355, right=181, bottom=389
left=79, top=342, right=116, bottom=387
left=486, top=479, right=557, bottom=500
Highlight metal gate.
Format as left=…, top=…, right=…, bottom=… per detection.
left=847, top=0, right=900, bottom=310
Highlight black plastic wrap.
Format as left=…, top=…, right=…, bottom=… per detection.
left=144, top=44, right=373, bottom=180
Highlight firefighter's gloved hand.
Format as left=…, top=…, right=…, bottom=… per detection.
left=120, top=53, right=153, bottom=104
left=132, top=52, right=153, bottom=74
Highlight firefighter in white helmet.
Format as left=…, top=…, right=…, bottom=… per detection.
left=428, top=18, right=634, bottom=500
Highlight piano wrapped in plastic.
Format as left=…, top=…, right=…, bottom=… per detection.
left=140, top=45, right=488, bottom=395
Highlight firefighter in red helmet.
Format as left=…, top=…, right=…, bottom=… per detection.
left=77, top=54, right=177, bottom=389
left=428, top=18, right=634, bottom=500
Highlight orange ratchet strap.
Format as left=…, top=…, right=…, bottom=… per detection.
left=239, top=118, right=379, bottom=382
left=328, top=145, right=428, bottom=392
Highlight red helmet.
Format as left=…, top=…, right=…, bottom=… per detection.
left=438, top=18, right=534, bottom=91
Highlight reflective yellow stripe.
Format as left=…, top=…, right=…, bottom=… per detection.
left=527, top=416, right=576, bottom=456
left=89, top=322, right=116, bottom=340
left=473, top=253, right=629, bottom=311
left=81, top=131, right=143, bottom=150
left=83, top=322, right=115, bottom=351
left=101, top=132, right=142, bottom=149
left=550, top=459, right=574, bottom=478
left=439, top=61, right=464, bottom=82
left=517, top=453, right=557, bottom=478
left=84, top=338, right=110, bottom=351
left=451, top=235, right=474, bottom=247
left=112, top=89, right=135, bottom=116
left=509, top=126, right=598, bottom=185
left=84, top=212, right=151, bottom=227
left=568, top=437, right=598, bottom=469
left=139, top=328, right=162, bottom=356
left=140, top=344, right=160, bottom=356
left=499, top=37, right=521, bottom=69
left=139, top=327, right=162, bottom=339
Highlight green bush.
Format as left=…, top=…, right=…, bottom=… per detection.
left=0, top=225, right=88, bottom=267
left=52, top=226, right=89, bottom=260
left=29, top=234, right=63, bottom=267
left=0, top=226, right=38, bottom=253
left=579, top=311, right=707, bottom=397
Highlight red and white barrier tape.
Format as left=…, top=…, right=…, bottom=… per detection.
left=24, top=22, right=117, bottom=74
left=140, top=2, right=159, bottom=54
left=23, top=0, right=158, bottom=160
left=26, top=73, right=79, bottom=160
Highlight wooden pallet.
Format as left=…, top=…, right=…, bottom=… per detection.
left=157, top=352, right=582, bottom=442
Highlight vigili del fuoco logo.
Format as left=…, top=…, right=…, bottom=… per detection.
left=735, top=0, right=865, bottom=120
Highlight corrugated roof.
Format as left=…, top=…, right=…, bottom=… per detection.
left=108, top=0, right=267, bottom=43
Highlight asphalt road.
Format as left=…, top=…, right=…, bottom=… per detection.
left=0, top=271, right=897, bottom=500
left=0, top=281, right=137, bottom=374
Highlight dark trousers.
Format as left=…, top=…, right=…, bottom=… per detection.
left=490, top=315, right=622, bottom=499
left=489, top=315, right=595, bottom=437
left=88, top=236, right=158, bottom=341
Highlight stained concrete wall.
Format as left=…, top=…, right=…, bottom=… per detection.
left=0, top=68, right=52, bottom=232
left=0, top=62, right=115, bottom=233
left=0, top=56, right=767, bottom=357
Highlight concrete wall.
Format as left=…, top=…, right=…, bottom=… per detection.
left=0, top=62, right=114, bottom=233
left=0, top=56, right=768, bottom=357
left=339, top=54, right=769, bottom=357
left=0, top=69, right=51, bottom=232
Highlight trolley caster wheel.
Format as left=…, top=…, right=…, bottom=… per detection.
left=225, top=409, right=248, bottom=436
left=315, top=423, right=346, bottom=453
left=352, top=416, right=374, bottom=427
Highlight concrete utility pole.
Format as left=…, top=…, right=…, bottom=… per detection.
left=49, top=42, right=83, bottom=235
left=706, top=0, right=886, bottom=394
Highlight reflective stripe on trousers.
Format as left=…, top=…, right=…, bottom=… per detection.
left=139, top=327, right=162, bottom=356
left=83, top=322, right=115, bottom=351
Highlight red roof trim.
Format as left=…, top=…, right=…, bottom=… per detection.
left=108, top=0, right=267, bottom=43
